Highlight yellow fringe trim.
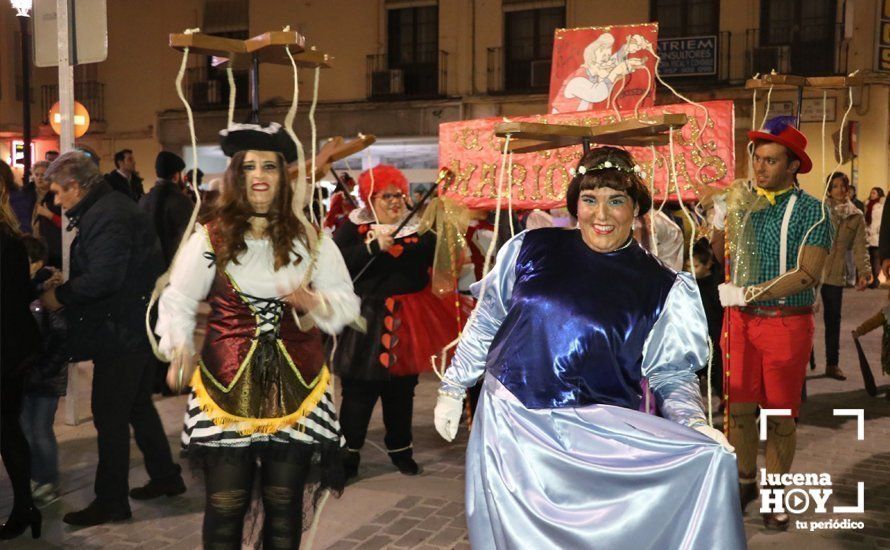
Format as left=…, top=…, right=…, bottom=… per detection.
left=190, top=366, right=330, bottom=436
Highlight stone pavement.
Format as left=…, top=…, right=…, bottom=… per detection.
left=2, top=288, right=890, bottom=549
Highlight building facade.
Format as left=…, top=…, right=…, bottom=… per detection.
left=1, top=0, right=888, bottom=197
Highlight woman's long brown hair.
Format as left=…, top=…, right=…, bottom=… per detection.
left=0, top=160, right=22, bottom=236
left=205, top=150, right=307, bottom=270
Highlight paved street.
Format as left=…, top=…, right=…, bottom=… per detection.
left=2, top=288, right=890, bottom=549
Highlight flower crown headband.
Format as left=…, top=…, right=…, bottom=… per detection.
left=569, top=160, right=646, bottom=179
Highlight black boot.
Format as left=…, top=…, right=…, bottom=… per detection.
left=129, top=475, right=186, bottom=500
left=344, top=450, right=360, bottom=481
left=739, top=482, right=758, bottom=512
left=762, top=512, right=790, bottom=531
left=0, top=506, right=41, bottom=540
left=63, top=500, right=132, bottom=527
left=389, top=449, right=422, bottom=476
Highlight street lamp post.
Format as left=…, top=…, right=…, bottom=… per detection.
left=11, top=0, right=33, bottom=182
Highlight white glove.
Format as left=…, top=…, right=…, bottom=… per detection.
left=718, top=283, right=747, bottom=307
left=694, top=424, right=735, bottom=453
left=711, top=195, right=727, bottom=231
left=434, top=392, right=464, bottom=442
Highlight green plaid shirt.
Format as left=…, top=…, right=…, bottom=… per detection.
left=749, top=188, right=833, bottom=306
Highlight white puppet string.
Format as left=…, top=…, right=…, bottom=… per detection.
left=747, top=89, right=758, bottom=182
left=507, top=151, right=515, bottom=238
left=610, top=74, right=628, bottom=122
left=226, top=66, right=236, bottom=128
left=311, top=67, right=328, bottom=223
left=706, top=337, right=714, bottom=426
left=433, top=134, right=512, bottom=381
left=821, top=90, right=828, bottom=186
left=283, top=42, right=321, bottom=287
left=145, top=30, right=204, bottom=362
left=366, top=150, right=379, bottom=224
left=309, top=64, right=321, bottom=225
left=760, top=84, right=774, bottom=130
left=647, top=144, right=659, bottom=257
left=647, top=44, right=711, bottom=185
left=746, top=85, right=854, bottom=302
left=634, top=64, right=653, bottom=118
left=669, top=127, right=714, bottom=425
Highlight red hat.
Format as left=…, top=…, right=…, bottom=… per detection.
left=747, top=116, right=812, bottom=174
left=358, top=164, right=409, bottom=204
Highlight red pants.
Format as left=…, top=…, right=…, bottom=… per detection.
left=722, top=309, right=814, bottom=417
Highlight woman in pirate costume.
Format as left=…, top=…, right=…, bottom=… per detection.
left=332, top=164, right=458, bottom=479
left=155, top=123, right=360, bottom=549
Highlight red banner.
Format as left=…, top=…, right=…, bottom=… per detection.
left=549, top=24, right=659, bottom=115
left=438, top=100, right=735, bottom=210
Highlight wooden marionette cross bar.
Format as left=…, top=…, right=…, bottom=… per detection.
left=170, top=30, right=335, bottom=67
left=744, top=74, right=808, bottom=90
left=288, top=49, right=334, bottom=69
left=804, top=75, right=864, bottom=89
left=288, top=134, right=378, bottom=181
left=245, top=33, right=334, bottom=68
left=170, top=30, right=333, bottom=122
left=169, top=33, right=249, bottom=59
left=745, top=73, right=864, bottom=91
left=493, top=114, right=688, bottom=154
left=745, top=73, right=863, bottom=130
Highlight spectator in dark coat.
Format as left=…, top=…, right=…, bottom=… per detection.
left=880, top=185, right=890, bottom=279
left=0, top=159, right=43, bottom=540
left=182, top=166, right=201, bottom=203
left=139, top=151, right=194, bottom=267
left=104, top=149, right=144, bottom=201
left=691, top=237, right=725, bottom=404
left=40, top=152, right=184, bottom=527
left=3, top=164, right=36, bottom=235
left=20, top=237, right=67, bottom=507
left=30, top=161, right=62, bottom=269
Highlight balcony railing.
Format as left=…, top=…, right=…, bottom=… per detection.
left=185, top=65, right=250, bottom=111
left=366, top=51, right=448, bottom=100
left=41, top=81, right=105, bottom=124
left=487, top=46, right=551, bottom=95
left=745, top=24, right=848, bottom=77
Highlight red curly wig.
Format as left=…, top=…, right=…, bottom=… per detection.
left=357, top=164, right=408, bottom=205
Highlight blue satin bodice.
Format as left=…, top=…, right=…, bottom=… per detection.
left=484, top=229, right=676, bottom=409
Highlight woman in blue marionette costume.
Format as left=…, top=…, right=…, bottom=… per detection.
left=434, top=146, right=746, bottom=549
left=155, top=123, right=360, bottom=549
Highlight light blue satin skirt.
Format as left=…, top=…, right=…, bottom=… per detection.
left=466, top=376, right=746, bottom=549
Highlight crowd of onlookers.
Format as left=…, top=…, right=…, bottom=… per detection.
left=1, top=145, right=887, bottom=538
left=1, top=148, right=200, bottom=537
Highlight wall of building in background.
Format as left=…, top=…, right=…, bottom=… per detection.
left=0, top=0, right=887, bottom=196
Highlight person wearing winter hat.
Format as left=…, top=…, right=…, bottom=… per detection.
left=140, top=151, right=193, bottom=268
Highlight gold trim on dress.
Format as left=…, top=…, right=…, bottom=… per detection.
left=190, top=366, right=331, bottom=436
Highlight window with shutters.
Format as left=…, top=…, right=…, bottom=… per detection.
left=503, top=4, right=565, bottom=92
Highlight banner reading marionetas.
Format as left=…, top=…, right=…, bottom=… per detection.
left=549, top=23, right=659, bottom=115
left=438, top=100, right=735, bottom=210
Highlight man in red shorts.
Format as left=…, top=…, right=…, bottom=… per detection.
left=712, top=116, right=833, bottom=531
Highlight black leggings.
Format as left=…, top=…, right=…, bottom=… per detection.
left=202, top=453, right=309, bottom=550
left=0, top=371, right=33, bottom=513
left=821, top=284, right=844, bottom=365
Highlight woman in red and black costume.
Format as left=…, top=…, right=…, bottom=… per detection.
left=156, top=123, right=360, bottom=549
left=332, top=164, right=458, bottom=479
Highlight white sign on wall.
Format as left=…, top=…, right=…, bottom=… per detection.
left=33, top=0, right=108, bottom=67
